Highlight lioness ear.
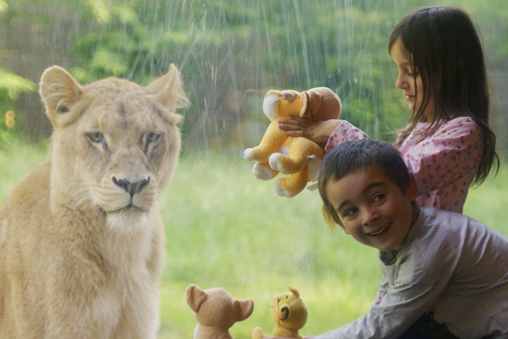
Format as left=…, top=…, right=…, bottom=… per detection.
left=39, top=66, right=83, bottom=128
left=147, top=64, right=189, bottom=121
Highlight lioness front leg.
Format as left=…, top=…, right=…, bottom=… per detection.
left=43, top=257, right=123, bottom=339
left=45, top=297, right=121, bottom=339
left=114, top=295, right=160, bottom=339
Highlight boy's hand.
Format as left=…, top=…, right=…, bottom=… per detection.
left=278, top=117, right=341, bottom=150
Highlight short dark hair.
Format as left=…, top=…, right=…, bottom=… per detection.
left=318, top=139, right=410, bottom=229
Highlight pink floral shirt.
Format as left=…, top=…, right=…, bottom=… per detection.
left=325, top=117, right=483, bottom=214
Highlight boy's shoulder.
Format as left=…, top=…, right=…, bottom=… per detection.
left=410, top=207, right=508, bottom=253
left=419, top=206, right=470, bottom=229
left=420, top=207, right=481, bottom=228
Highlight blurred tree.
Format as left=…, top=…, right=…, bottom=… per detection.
left=0, top=1, right=37, bottom=145
left=0, top=0, right=506, bottom=154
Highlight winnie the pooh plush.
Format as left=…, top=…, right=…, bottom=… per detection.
left=244, top=87, right=341, bottom=197
left=186, top=284, right=254, bottom=339
left=252, top=287, right=308, bottom=339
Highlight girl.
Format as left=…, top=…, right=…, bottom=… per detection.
left=279, top=5, right=499, bottom=214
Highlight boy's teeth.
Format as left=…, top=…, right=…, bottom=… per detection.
left=370, top=224, right=390, bottom=236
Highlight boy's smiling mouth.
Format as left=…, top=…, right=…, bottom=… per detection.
left=368, top=223, right=391, bottom=236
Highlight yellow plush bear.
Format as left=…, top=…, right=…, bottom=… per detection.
left=252, top=287, right=308, bottom=339
left=244, top=87, right=341, bottom=197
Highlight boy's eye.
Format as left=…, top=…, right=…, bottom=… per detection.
left=373, top=194, right=386, bottom=203
left=343, top=208, right=358, bottom=217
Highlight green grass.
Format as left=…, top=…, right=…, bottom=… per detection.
left=1, top=144, right=507, bottom=338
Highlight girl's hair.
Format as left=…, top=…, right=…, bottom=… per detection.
left=389, top=6, right=499, bottom=185
left=318, top=139, right=410, bottom=230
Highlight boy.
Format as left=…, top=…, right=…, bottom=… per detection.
left=313, top=139, right=508, bottom=339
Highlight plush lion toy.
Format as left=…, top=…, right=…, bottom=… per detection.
left=244, top=87, right=341, bottom=197
left=252, top=287, right=308, bottom=339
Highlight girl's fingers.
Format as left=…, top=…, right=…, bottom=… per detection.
left=279, top=122, right=303, bottom=131
left=286, top=130, right=308, bottom=138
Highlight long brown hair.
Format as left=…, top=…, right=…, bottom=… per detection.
left=389, top=6, right=499, bottom=185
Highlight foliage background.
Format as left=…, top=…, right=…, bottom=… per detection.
left=0, top=0, right=507, bottom=152
left=0, top=0, right=507, bottom=338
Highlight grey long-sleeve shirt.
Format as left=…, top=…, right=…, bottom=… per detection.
left=316, top=207, right=508, bottom=339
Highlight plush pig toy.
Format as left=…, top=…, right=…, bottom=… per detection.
left=186, top=284, right=254, bottom=339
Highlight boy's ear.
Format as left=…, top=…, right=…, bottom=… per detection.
left=406, top=174, right=418, bottom=202
left=340, top=224, right=350, bottom=235
left=322, top=205, right=336, bottom=231
left=322, top=205, right=349, bottom=234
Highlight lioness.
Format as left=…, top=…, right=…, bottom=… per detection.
left=0, top=64, right=187, bottom=338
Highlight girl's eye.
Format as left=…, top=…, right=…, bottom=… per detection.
left=407, top=69, right=420, bottom=77
left=87, top=132, right=104, bottom=143
left=147, top=132, right=161, bottom=144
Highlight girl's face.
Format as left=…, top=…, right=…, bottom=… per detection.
left=391, top=38, right=435, bottom=119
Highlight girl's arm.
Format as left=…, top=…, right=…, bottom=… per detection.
left=278, top=118, right=368, bottom=151
left=402, top=118, right=483, bottom=195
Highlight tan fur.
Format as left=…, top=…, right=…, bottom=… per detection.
left=0, top=64, right=187, bottom=339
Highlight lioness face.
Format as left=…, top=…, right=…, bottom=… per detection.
left=76, top=91, right=179, bottom=216
left=40, top=65, right=187, bottom=227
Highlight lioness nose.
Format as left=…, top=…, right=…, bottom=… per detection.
left=112, top=177, right=150, bottom=197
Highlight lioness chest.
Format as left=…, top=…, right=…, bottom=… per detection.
left=0, top=160, right=163, bottom=339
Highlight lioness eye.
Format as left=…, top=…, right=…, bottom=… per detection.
left=147, top=132, right=161, bottom=143
left=86, top=132, right=104, bottom=143
left=58, top=106, right=69, bottom=113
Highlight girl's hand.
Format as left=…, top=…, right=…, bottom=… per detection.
left=278, top=117, right=342, bottom=149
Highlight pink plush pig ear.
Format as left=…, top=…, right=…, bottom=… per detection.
left=235, top=298, right=254, bottom=321
left=186, top=284, right=208, bottom=313
left=300, top=87, right=342, bottom=121
left=300, top=89, right=322, bottom=119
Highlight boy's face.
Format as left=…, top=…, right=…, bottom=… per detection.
left=326, top=166, right=417, bottom=252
